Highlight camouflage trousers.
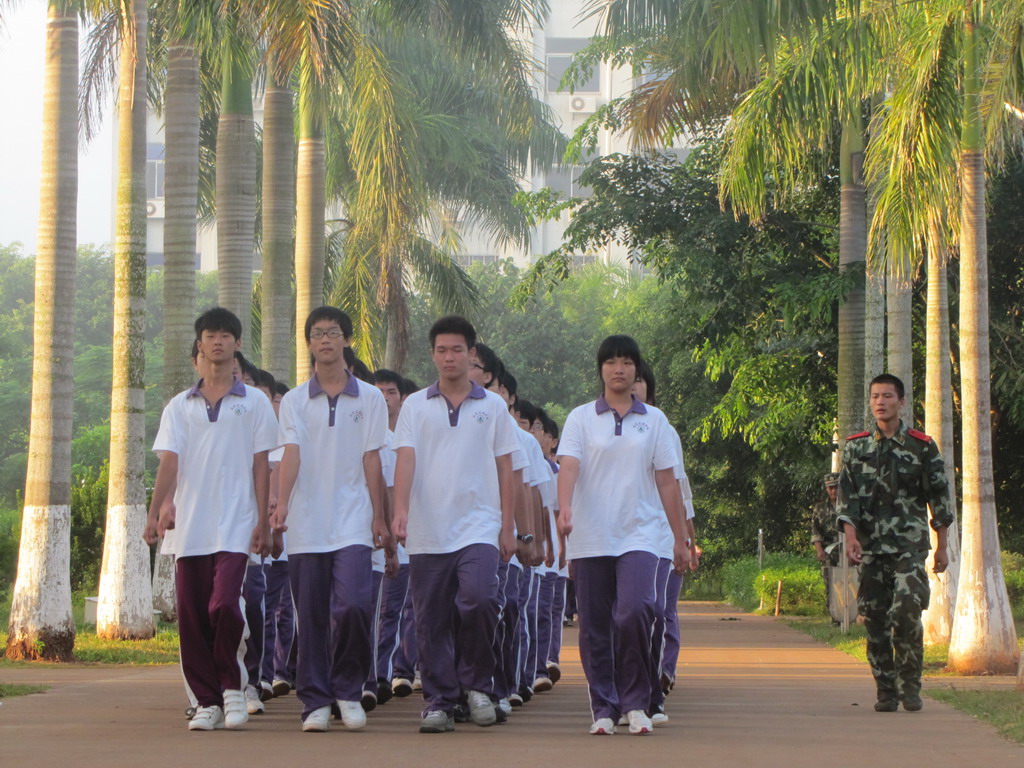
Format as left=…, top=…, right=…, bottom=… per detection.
left=857, top=552, right=929, bottom=701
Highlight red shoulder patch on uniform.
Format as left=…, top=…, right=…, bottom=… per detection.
left=907, top=428, right=933, bottom=443
left=846, top=431, right=870, bottom=440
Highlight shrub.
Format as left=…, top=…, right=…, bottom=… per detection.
left=70, top=463, right=108, bottom=593
left=755, top=564, right=827, bottom=615
left=0, top=506, right=21, bottom=591
left=721, top=552, right=824, bottom=614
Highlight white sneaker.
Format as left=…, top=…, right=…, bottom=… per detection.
left=337, top=699, right=367, bottom=731
left=411, top=675, right=422, bottom=692
left=651, top=711, right=669, bottom=726
left=532, top=676, right=553, bottom=693
left=466, top=690, right=496, bottom=726
left=245, top=685, right=265, bottom=714
left=392, top=677, right=413, bottom=697
left=259, top=680, right=274, bottom=700
left=627, top=709, right=652, bottom=735
left=590, top=717, right=616, bottom=735
left=498, top=698, right=512, bottom=715
left=271, top=678, right=292, bottom=697
left=222, top=689, right=248, bottom=729
left=302, top=705, right=331, bottom=732
left=188, top=705, right=225, bottom=731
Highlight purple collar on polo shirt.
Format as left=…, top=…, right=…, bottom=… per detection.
left=308, top=371, right=360, bottom=427
left=186, top=377, right=247, bottom=423
left=546, top=457, right=559, bottom=473
left=595, top=393, right=647, bottom=436
left=426, top=380, right=487, bottom=427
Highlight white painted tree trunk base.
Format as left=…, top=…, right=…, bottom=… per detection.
left=151, top=551, right=177, bottom=621
left=97, top=504, right=155, bottom=639
left=922, top=517, right=960, bottom=645
left=6, top=505, right=75, bottom=660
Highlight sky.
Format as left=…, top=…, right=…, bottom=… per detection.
left=0, top=5, right=115, bottom=254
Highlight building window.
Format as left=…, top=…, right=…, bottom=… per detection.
left=546, top=38, right=600, bottom=93
left=146, top=143, right=165, bottom=199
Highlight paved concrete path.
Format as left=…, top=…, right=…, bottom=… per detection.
left=2, top=602, right=1021, bottom=768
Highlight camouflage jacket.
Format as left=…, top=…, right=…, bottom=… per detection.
left=837, top=421, right=953, bottom=554
left=810, top=499, right=838, bottom=548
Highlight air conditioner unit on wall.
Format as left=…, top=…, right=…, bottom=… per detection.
left=146, top=199, right=165, bottom=219
left=569, top=95, right=596, bottom=113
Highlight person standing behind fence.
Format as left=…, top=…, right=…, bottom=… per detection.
left=811, top=473, right=841, bottom=617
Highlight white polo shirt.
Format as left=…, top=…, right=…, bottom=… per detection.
left=152, top=379, right=278, bottom=558
left=558, top=395, right=679, bottom=559
left=394, top=381, right=518, bottom=555
left=372, top=429, right=410, bottom=572
left=278, top=372, right=388, bottom=555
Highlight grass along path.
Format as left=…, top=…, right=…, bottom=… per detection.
left=0, top=625, right=179, bottom=666
left=782, top=616, right=1024, bottom=745
left=0, top=682, right=47, bottom=698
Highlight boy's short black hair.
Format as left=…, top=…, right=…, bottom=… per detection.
left=429, top=315, right=476, bottom=350
left=234, top=350, right=258, bottom=380
left=596, top=334, right=643, bottom=379
left=190, top=338, right=200, bottom=362
left=637, top=360, right=656, bottom=406
left=374, top=368, right=402, bottom=387
left=273, top=381, right=290, bottom=396
left=399, top=377, right=419, bottom=396
left=499, top=368, right=518, bottom=400
left=195, top=306, right=242, bottom=341
left=304, top=306, right=353, bottom=343
left=253, top=368, right=276, bottom=391
left=473, top=343, right=501, bottom=387
left=541, top=412, right=559, bottom=440
left=514, top=398, right=538, bottom=425
left=870, top=373, right=905, bottom=400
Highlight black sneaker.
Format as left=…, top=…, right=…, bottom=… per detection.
left=453, top=703, right=470, bottom=723
left=902, top=696, right=923, bottom=712
left=874, top=699, right=899, bottom=712
left=546, top=662, right=562, bottom=684
left=360, top=689, right=378, bottom=713
left=377, top=681, right=394, bottom=706
left=493, top=705, right=508, bottom=724
left=517, top=684, right=533, bottom=704
left=392, top=677, right=413, bottom=698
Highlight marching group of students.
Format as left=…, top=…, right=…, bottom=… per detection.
left=144, top=305, right=699, bottom=737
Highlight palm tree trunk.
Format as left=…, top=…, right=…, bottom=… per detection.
left=863, top=261, right=885, bottom=422
left=947, top=7, right=1019, bottom=673
left=5, top=0, right=78, bottom=661
left=885, top=274, right=914, bottom=425
left=97, top=0, right=154, bottom=640
left=162, top=37, right=199, bottom=400
left=153, top=32, right=200, bottom=619
left=922, top=226, right=960, bottom=645
left=294, top=66, right=325, bottom=382
left=216, top=43, right=257, bottom=353
left=836, top=119, right=867, bottom=463
left=261, top=71, right=295, bottom=384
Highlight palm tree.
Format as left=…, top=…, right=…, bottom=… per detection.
left=326, top=0, right=562, bottom=368
left=922, top=225, right=960, bottom=644
left=215, top=2, right=258, bottom=352
left=96, top=0, right=154, bottom=640
left=5, top=0, right=79, bottom=661
left=868, top=0, right=1021, bottom=674
left=259, top=63, right=294, bottom=384
left=161, top=0, right=202, bottom=403
left=947, top=0, right=1019, bottom=673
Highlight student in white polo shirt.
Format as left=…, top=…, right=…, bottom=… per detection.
left=632, top=362, right=693, bottom=726
left=362, top=368, right=411, bottom=712
left=557, top=335, right=689, bottom=737
left=144, top=307, right=277, bottom=732
left=467, top=344, right=532, bottom=716
left=392, top=316, right=519, bottom=734
left=271, top=307, right=390, bottom=734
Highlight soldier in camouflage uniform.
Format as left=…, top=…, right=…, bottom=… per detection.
left=811, top=473, right=840, bottom=614
left=837, top=374, right=952, bottom=713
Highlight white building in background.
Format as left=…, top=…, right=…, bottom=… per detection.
left=136, top=0, right=686, bottom=271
